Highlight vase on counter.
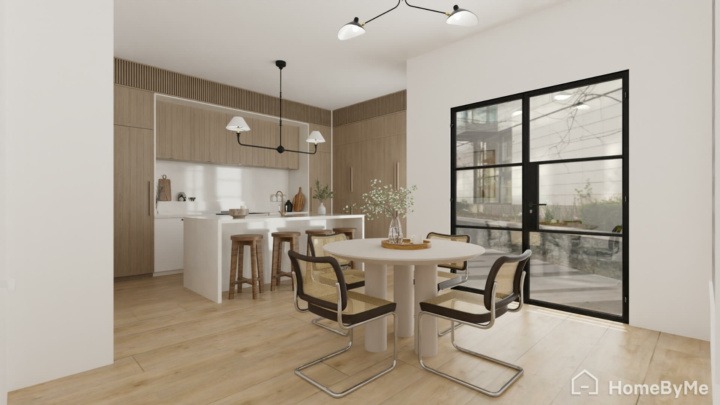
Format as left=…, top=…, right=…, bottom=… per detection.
left=317, top=201, right=326, bottom=215
left=388, top=212, right=403, bottom=244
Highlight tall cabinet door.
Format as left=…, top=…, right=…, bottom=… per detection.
left=114, top=125, right=154, bottom=277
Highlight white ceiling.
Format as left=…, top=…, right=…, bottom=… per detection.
left=115, top=0, right=567, bottom=111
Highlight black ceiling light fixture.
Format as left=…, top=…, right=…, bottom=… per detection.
left=338, top=0, right=479, bottom=40
left=226, top=60, right=325, bottom=155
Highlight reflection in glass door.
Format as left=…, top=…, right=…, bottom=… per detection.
left=452, top=71, right=628, bottom=322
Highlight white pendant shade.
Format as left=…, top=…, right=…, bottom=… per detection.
left=446, top=6, right=478, bottom=27
left=306, top=130, right=326, bottom=144
left=338, top=17, right=365, bottom=40
left=226, top=116, right=251, bottom=132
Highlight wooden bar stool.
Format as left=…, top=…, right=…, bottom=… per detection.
left=228, top=234, right=264, bottom=300
left=271, top=231, right=300, bottom=291
left=332, top=227, right=356, bottom=240
left=305, top=229, right=334, bottom=254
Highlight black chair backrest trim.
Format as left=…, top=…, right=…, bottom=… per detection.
left=288, top=250, right=348, bottom=311
left=426, top=232, right=471, bottom=271
left=483, top=249, right=532, bottom=311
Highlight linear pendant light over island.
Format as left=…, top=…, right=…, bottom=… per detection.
left=226, top=60, right=326, bottom=155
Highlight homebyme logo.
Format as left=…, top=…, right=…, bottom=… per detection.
left=571, top=369, right=710, bottom=398
left=571, top=370, right=599, bottom=395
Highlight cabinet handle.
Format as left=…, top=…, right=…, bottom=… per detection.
left=394, top=161, right=400, bottom=190
left=350, top=166, right=354, bottom=192
left=148, top=181, right=152, bottom=216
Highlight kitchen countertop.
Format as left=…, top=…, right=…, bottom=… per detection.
left=182, top=213, right=362, bottom=222
left=155, top=212, right=350, bottom=220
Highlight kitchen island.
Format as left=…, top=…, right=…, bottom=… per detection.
left=183, top=214, right=364, bottom=303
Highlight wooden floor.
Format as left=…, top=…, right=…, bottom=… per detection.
left=9, top=274, right=711, bottom=404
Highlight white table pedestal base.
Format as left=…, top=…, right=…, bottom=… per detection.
left=393, top=265, right=414, bottom=337
left=364, top=263, right=388, bottom=352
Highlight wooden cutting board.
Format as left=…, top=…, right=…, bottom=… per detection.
left=158, top=175, right=172, bottom=201
left=292, top=187, right=305, bottom=212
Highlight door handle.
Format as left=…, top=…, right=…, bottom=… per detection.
left=528, top=203, right=546, bottom=214
left=148, top=181, right=153, bottom=216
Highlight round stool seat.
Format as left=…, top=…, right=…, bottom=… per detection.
left=231, top=233, right=264, bottom=242
left=271, top=231, right=301, bottom=238
left=305, top=229, right=334, bottom=236
left=332, top=227, right=356, bottom=239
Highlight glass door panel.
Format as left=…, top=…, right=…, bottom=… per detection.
left=537, top=160, right=622, bottom=233
left=456, top=99, right=522, bottom=167
left=528, top=232, right=623, bottom=316
left=456, top=166, right=522, bottom=228
left=529, top=79, right=623, bottom=162
left=456, top=227, right=523, bottom=293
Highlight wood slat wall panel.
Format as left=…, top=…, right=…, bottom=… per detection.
left=333, top=91, right=406, bottom=126
left=115, top=58, right=331, bottom=127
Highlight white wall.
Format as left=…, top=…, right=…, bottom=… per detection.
left=3, top=0, right=114, bottom=391
left=408, top=0, right=712, bottom=340
left=0, top=0, right=7, bottom=401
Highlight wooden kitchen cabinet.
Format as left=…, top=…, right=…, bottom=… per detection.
left=333, top=111, right=406, bottom=238
left=114, top=85, right=154, bottom=130
left=114, top=125, right=154, bottom=277
left=155, top=100, right=300, bottom=169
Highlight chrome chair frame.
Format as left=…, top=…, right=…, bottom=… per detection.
left=417, top=250, right=530, bottom=397
left=290, top=252, right=397, bottom=398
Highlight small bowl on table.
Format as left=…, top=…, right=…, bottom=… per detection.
left=229, top=208, right=249, bottom=219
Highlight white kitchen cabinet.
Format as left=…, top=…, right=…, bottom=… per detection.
left=154, top=217, right=184, bottom=273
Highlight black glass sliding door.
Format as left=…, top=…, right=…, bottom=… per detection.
left=452, top=71, right=628, bottom=322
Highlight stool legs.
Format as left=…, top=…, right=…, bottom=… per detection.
left=272, top=234, right=297, bottom=291
left=228, top=241, right=240, bottom=299
left=256, top=239, right=265, bottom=293
left=250, top=241, right=259, bottom=299
left=228, top=237, right=263, bottom=300
left=271, top=237, right=281, bottom=291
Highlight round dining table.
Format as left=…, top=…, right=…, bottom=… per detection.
left=323, top=237, right=484, bottom=356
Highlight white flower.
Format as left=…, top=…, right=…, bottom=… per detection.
left=360, top=179, right=417, bottom=221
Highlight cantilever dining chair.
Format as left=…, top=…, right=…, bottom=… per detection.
left=288, top=251, right=397, bottom=398
left=417, top=250, right=532, bottom=397
left=426, top=232, right=471, bottom=291
left=308, top=232, right=366, bottom=335
left=426, top=232, right=471, bottom=336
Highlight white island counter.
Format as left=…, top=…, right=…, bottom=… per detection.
left=183, top=214, right=365, bottom=303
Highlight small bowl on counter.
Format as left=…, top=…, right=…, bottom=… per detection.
left=229, top=208, right=249, bottom=219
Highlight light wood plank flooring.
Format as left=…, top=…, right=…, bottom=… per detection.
left=9, top=274, right=711, bottom=404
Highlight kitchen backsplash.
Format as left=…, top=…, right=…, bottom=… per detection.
left=155, top=160, right=303, bottom=215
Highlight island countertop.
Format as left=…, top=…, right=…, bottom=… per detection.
left=183, top=214, right=364, bottom=303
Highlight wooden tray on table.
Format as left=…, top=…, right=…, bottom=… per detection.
left=381, top=239, right=431, bottom=250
